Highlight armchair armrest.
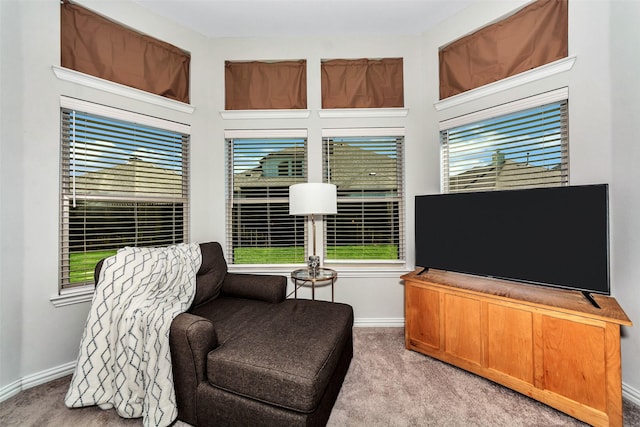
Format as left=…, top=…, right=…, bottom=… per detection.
left=170, top=312, right=218, bottom=425
left=221, top=272, right=287, bottom=303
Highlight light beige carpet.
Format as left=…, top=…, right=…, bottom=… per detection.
left=1, top=327, right=639, bottom=426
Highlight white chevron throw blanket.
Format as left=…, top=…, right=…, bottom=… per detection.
left=65, top=243, right=202, bottom=427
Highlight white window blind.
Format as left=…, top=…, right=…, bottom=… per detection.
left=441, top=99, right=568, bottom=193
left=226, top=133, right=307, bottom=264
left=323, top=132, right=405, bottom=262
left=60, top=106, right=190, bottom=289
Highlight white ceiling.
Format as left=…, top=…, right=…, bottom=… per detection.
left=132, top=0, right=475, bottom=38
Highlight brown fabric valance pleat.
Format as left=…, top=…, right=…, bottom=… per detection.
left=61, top=1, right=190, bottom=103
left=439, top=0, right=567, bottom=100
left=321, top=58, right=404, bottom=108
left=225, top=60, right=307, bottom=110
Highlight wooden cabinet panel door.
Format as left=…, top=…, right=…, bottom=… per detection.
left=444, top=293, right=482, bottom=366
left=405, top=284, right=440, bottom=350
left=542, top=315, right=607, bottom=411
left=485, top=303, right=534, bottom=384
left=402, top=270, right=631, bottom=427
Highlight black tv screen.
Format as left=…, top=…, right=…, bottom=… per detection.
left=415, top=184, right=610, bottom=295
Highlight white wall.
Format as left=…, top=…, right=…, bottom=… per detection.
left=1, top=0, right=638, bottom=404
left=0, top=0, right=211, bottom=395
left=0, top=0, right=25, bottom=391
left=199, top=33, right=424, bottom=318
left=0, top=0, right=421, bottom=396
left=610, top=0, right=640, bottom=397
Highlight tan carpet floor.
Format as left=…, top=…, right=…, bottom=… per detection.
left=1, top=327, right=639, bottom=426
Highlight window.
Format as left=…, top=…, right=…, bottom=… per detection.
left=226, top=130, right=307, bottom=264
left=60, top=98, right=190, bottom=289
left=440, top=89, right=568, bottom=193
left=323, top=129, right=405, bottom=262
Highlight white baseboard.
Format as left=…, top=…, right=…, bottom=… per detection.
left=0, top=361, right=76, bottom=403
left=0, top=379, right=22, bottom=403
left=354, top=317, right=405, bottom=328
left=623, top=382, right=640, bottom=406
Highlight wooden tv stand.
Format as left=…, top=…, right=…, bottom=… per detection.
left=402, top=269, right=632, bottom=427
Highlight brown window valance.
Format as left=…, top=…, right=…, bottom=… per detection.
left=439, top=0, right=568, bottom=100
left=225, top=60, right=307, bottom=110
left=61, top=1, right=190, bottom=103
left=321, top=58, right=404, bottom=108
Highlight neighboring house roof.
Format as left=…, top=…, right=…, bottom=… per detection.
left=233, top=144, right=399, bottom=193
left=74, top=158, right=184, bottom=198
left=327, top=143, right=398, bottom=192
left=449, top=159, right=562, bottom=192
left=233, top=147, right=305, bottom=191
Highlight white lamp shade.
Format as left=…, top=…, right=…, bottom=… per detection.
left=289, top=183, right=337, bottom=215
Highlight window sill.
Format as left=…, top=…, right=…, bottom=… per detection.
left=434, top=55, right=576, bottom=111
left=50, top=285, right=94, bottom=308
left=219, top=108, right=408, bottom=120
left=52, top=265, right=412, bottom=308
left=330, top=267, right=413, bottom=278
left=52, top=66, right=195, bottom=114
left=318, top=108, right=409, bottom=118
left=228, top=264, right=412, bottom=278
left=220, top=110, right=311, bottom=120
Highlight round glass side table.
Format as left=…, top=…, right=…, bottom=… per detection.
left=290, top=268, right=337, bottom=301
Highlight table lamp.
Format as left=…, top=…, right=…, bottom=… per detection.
left=289, top=183, right=337, bottom=273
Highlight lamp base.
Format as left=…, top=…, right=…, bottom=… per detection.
left=308, top=255, right=320, bottom=276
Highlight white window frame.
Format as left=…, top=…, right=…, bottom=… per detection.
left=439, top=88, right=569, bottom=193
left=322, top=128, right=406, bottom=265
left=225, top=129, right=308, bottom=267
left=56, top=96, right=191, bottom=296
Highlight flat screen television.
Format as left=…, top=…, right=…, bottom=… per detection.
left=415, top=184, right=610, bottom=300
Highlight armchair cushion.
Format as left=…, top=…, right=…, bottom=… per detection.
left=205, top=299, right=354, bottom=413
left=221, top=272, right=287, bottom=303
left=193, top=242, right=227, bottom=306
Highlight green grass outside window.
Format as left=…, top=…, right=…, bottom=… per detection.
left=70, top=244, right=399, bottom=283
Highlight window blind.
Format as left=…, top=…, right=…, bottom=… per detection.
left=60, top=107, right=190, bottom=288
left=226, top=134, right=307, bottom=264
left=441, top=100, right=568, bottom=193
left=323, top=134, right=405, bottom=262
